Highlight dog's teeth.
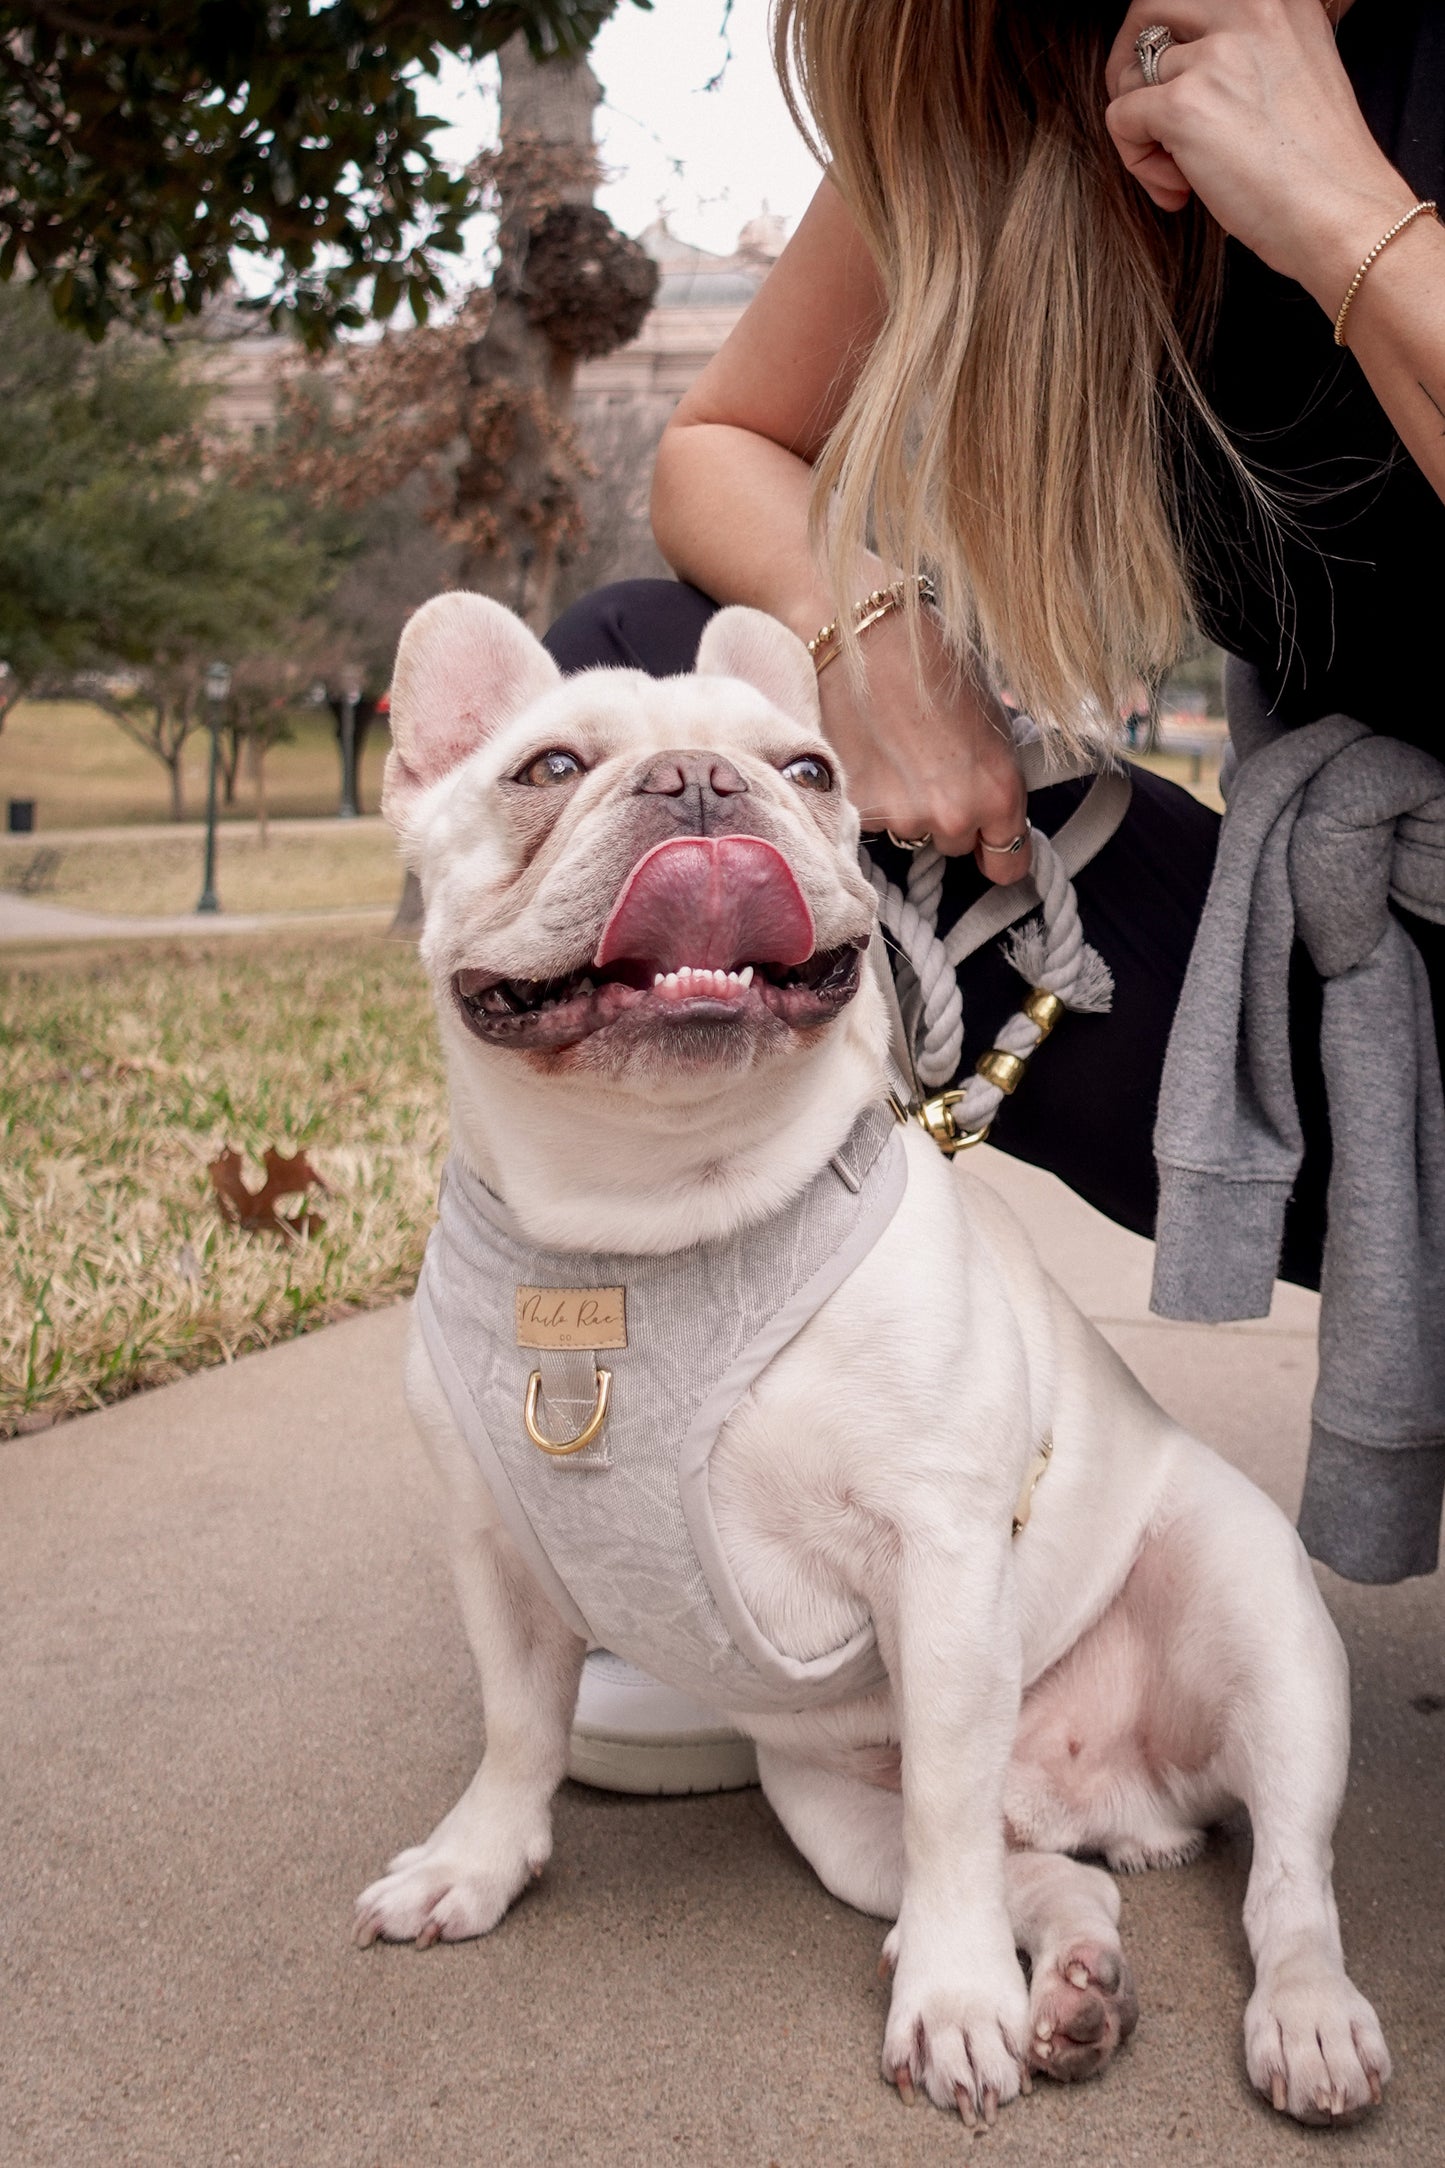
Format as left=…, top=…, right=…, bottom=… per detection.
left=738, top=965, right=754, bottom=988
left=653, top=973, right=664, bottom=988
left=576, top=976, right=594, bottom=995
left=664, top=972, right=678, bottom=988
left=678, top=965, right=693, bottom=980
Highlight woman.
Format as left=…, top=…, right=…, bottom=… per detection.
left=548, top=0, right=1444, bottom=1589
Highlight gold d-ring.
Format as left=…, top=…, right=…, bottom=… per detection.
left=524, top=1366, right=612, bottom=1456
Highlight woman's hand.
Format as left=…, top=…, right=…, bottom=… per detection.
left=1104, top=0, right=1417, bottom=313
left=816, top=608, right=1033, bottom=884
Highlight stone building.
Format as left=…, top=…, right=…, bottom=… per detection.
left=575, top=208, right=784, bottom=416
left=558, top=208, right=786, bottom=602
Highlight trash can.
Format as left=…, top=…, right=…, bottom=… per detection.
left=7, top=799, right=35, bottom=833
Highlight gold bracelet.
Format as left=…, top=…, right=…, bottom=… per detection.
left=1333, top=200, right=1438, bottom=348
left=807, top=575, right=938, bottom=675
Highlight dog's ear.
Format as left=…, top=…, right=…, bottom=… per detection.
left=694, top=606, right=821, bottom=734
left=383, top=592, right=562, bottom=826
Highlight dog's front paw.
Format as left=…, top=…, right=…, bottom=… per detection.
left=1245, top=1964, right=1390, bottom=2124
left=880, top=1924, right=1030, bottom=2123
left=1028, top=1934, right=1138, bottom=2083
left=354, top=1813, right=550, bottom=1948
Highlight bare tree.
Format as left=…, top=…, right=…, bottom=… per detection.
left=81, top=671, right=201, bottom=823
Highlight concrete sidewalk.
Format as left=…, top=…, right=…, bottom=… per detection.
left=2, top=1152, right=1441, bottom=2168
left=0, top=894, right=393, bottom=944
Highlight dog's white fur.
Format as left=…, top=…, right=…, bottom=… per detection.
left=358, top=592, right=1390, bottom=2127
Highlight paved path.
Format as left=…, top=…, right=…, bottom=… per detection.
left=0, top=815, right=396, bottom=944
left=2, top=1152, right=1440, bottom=2167
left=0, top=893, right=394, bottom=945
left=0, top=815, right=390, bottom=847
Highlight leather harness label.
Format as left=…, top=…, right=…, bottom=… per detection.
left=515, top=1286, right=627, bottom=1351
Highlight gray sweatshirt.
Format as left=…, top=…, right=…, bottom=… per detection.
left=1152, top=658, right=1445, bottom=1583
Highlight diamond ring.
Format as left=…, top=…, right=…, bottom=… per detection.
left=1134, top=22, right=1174, bottom=85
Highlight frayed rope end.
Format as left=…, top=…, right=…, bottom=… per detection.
left=1003, top=924, right=1115, bottom=1015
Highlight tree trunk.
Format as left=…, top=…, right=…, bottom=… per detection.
left=220, top=722, right=242, bottom=807
left=167, top=751, right=184, bottom=823
left=456, top=35, right=599, bottom=631
left=0, top=670, right=23, bottom=732
left=249, top=728, right=269, bottom=847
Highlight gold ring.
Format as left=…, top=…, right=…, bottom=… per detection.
left=523, top=1366, right=612, bottom=1456
left=1134, top=22, right=1174, bottom=85
left=885, top=829, right=933, bottom=851
left=979, top=831, right=1028, bottom=857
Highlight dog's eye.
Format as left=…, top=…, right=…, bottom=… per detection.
left=516, top=749, right=584, bottom=788
left=780, top=754, right=833, bottom=792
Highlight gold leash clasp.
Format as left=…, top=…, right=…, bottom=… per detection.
left=524, top=1366, right=612, bottom=1457
left=915, top=1090, right=992, bottom=1156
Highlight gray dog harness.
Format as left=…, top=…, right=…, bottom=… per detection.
left=414, top=1102, right=906, bottom=1715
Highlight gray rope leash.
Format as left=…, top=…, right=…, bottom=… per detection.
left=865, top=825, right=1115, bottom=1143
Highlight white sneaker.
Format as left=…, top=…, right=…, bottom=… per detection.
left=567, top=1650, right=759, bottom=1795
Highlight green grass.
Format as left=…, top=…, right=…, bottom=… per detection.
left=0, top=819, right=405, bottom=917
left=0, top=928, right=446, bottom=1436
left=0, top=698, right=391, bottom=831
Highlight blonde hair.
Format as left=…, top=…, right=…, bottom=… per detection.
left=775, top=0, right=1234, bottom=748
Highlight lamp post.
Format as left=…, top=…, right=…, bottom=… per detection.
left=196, top=659, right=231, bottom=914
left=338, top=667, right=363, bottom=820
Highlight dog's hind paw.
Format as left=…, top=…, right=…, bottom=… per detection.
left=353, top=1827, right=546, bottom=1948
left=1245, top=1967, right=1390, bottom=2124
left=1028, top=1935, right=1139, bottom=2083
left=1102, top=1826, right=1206, bottom=1874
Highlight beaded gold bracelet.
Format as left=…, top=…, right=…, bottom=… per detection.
left=1334, top=200, right=1438, bottom=348
left=807, top=575, right=938, bottom=675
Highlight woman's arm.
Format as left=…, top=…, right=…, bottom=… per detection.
left=652, top=178, right=1034, bottom=877
left=1104, top=0, right=1445, bottom=505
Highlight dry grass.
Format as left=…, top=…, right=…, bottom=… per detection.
left=1, top=928, right=446, bottom=1436
left=0, top=698, right=392, bottom=830
left=0, top=819, right=404, bottom=917
left=1131, top=747, right=1225, bottom=813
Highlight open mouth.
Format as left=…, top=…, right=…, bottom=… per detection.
left=453, top=945, right=864, bottom=1047
left=451, top=834, right=865, bottom=1051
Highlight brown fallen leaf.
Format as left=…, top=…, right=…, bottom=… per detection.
left=208, top=1145, right=327, bottom=1239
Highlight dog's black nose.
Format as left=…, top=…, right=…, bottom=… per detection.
left=635, top=752, right=750, bottom=801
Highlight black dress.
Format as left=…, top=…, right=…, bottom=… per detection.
left=544, top=0, right=1445, bottom=1286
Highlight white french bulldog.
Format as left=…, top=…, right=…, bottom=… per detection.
left=357, top=590, right=1389, bottom=2128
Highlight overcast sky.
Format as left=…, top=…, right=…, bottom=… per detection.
left=428, top=0, right=824, bottom=279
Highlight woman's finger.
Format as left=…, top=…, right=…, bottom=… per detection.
left=1112, top=30, right=1192, bottom=96
left=973, top=826, right=1034, bottom=885
left=1105, top=18, right=1199, bottom=208
left=1103, top=0, right=1220, bottom=96
left=1105, top=83, right=1194, bottom=210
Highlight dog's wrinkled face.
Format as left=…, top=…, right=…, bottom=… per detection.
left=383, top=595, right=877, bottom=1088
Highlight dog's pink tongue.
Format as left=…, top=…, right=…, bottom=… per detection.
left=595, top=836, right=814, bottom=974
